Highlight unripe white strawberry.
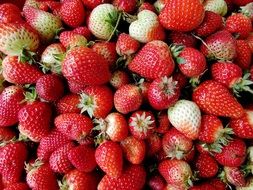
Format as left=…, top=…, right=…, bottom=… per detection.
left=88, top=4, right=120, bottom=40
left=129, top=10, right=165, bottom=43
left=204, top=0, right=228, bottom=16
left=153, top=0, right=168, bottom=13
left=168, top=100, right=201, bottom=140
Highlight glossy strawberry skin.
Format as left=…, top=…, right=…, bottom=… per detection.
left=116, top=33, right=140, bottom=56
left=56, top=93, right=80, bottom=114
left=0, top=3, right=23, bottom=24
left=235, top=39, right=252, bottom=70
left=169, top=32, right=197, bottom=48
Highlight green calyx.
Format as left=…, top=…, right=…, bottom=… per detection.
left=19, top=48, right=37, bottom=64
left=22, top=86, right=38, bottom=103
left=78, top=93, right=97, bottom=118
left=232, top=73, right=253, bottom=97
left=25, top=159, right=44, bottom=173
left=58, top=177, right=69, bottom=190
left=106, top=11, right=122, bottom=42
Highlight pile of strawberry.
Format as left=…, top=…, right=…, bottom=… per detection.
left=1, top=0, right=253, bottom=189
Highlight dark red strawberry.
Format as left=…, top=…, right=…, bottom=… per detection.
left=235, top=39, right=252, bottom=69
left=0, top=128, right=16, bottom=141
left=209, top=178, right=226, bottom=190
left=169, top=31, right=197, bottom=47
left=56, top=93, right=80, bottom=114
left=146, top=133, right=162, bottom=156
left=82, top=0, right=110, bottom=9
left=3, top=183, right=29, bottom=190
left=156, top=111, right=171, bottom=134
left=148, top=174, right=166, bottom=190
left=0, top=3, right=23, bottom=24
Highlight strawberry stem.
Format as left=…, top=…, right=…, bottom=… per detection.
left=107, top=12, right=122, bottom=42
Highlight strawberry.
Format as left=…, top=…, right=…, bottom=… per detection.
left=98, top=164, right=146, bottom=190
left=0, top=3, right=23, bottom=24
left=93, top=112, right=128, bottom=142
left=82, top=0, right=110, bottom=9
left=36, top=74, right=64, bottom=102
left=120, top=136, right=146, bottom=164
left=146, top=133, right=162, bottom=156
left=240, top=3, right=253, bottom=22
left=55, top=113, right=93, bottom=143
left=232, top=0, right=252, bottom=6
left=195, top=153, right=219, bottom=178
left=194, top=11, right=223, bottom=37
left=113, top=0, right=136, bottom=13
left=72, top=26, right=92, bottom=40
left=162, top=128, right=193, bottom=160
left=0, top=128, right=16, bottom=141
left=156, top=111, right=171, bottom=134
left=172, top=71, right=188, bottom=90
left=91, top=42, right=117, bottom=67
left=203, top=0, right=228, bottom=16
left=235, top=39, right=252, bottom=70
left=60, top=169, right=98, bottom=190
left=110, top=70, right=130, bottom=89
left=45, top=1, right=61, bottom=16
left=154, top=0, right=169, bottom=13
left=192, top=80, right=244, bottom=119
left=0, top=141, right=27, bottom=186
left=209, top=178, right=226, bottom=190
left=49, top=142, right=74, bottom=174
left=26, top=161, right=59, bottom=190
left=114, top=84, right=142, bottom=114
left=0, top=22, right=39, bottom=56
left=40, top=43, right=66, bottom=74
left=60, top=0, right=85, bottom=28
left=168, top=100, right=201, bottom=140
left=168, top=32, right=197, bottom=48
left=139, top=2, right=155, bottom=12
left=56, top=93, right=80, bottom=114
left=0, top=86, right=25, bottom=127
left=190, top=183, right=216, bottom=190
left=67, top=80, right=87, bottom=94
left=158, top=159, right=192, bottom=187
left=116, top=33, right=140, bottom=56
left=246, top=33, right=253, bottom=53
left=200, top=30, right=237, bottom=61
left=159, top=0, right=204, bottom=32
left=214, top=138, right=246, bottom=167
left=3, top=183, right=29, bottom=190
left=68, top=145, right=97, bottom=172
left=230, top=109, right=253, bottom=139
left=23, top=6, right=62, bottom=42
left=148, top=76, right=180, bottom=110
left=129, top=10, right=165, bottom=43
left=62, top=46, right=111, bottom=86
left=59, top=31, right=88, bottom=49
left=37, top=129, right=70, bottom=161
left=88, top=4, right=120, bottom=40
left=95, top=141, right=123, bottom=178
left=236, top=177, right=253, bottom=189
left=148, top=174, right=166, bottom=190
left=222, top=166, right=246, bottom=187
left=128, top=41, right=175, bottom=80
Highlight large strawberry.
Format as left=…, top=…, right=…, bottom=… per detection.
left=159, top=0, right=204, bottom=32
left=0, top=3, right=23, bottom=24
left=192, top=80, right=244, bottom=119
left=62, top=46, right=111, bottom=86
left=128, top=40, right=175, bottom=80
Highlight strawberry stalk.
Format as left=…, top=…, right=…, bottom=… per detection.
left=107, top=12, right=122, bottom=42
left=232, top=73, right=253, bottom=96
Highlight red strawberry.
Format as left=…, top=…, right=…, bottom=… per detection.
left=56, top=93, right=80, bottom=114
left=146, top=133, right=162, bottom=156
left=192, top=80, right=244, bottom=119
left=148, top=76, right=180, bottom=110
left=159, top=0, right=204, bottom=32
left=232, top=0, right=252, bottom=6
left=225, top=13, right=252, bottom=39
left=49, top=142, right=74, bottom=174
left=214, top=138, right=246, bottom=167
left=110, top=70, right=130, bottom=89
left=0, top=141, right=27, bottom=186
left=246, top=33, right=253, bottom=53
left=36, top=74, right=64, bottom=102
left=172, top=71, right=188, bottom=90
left=209, top=178, right=226, bottom=190
left=62, top=46, right=111, bottom=86
left=68, top=145, right=96, bottom=172
left=72, top=26, right=92, bottom=40
left=26, top=161, right=59, bottom=190
left=222, top=166, right=246, bottom=187
left=230, top=109, right=253, bottom=139
left=169, top=32, right=197, bottom=48
left=0, top=3, right=23, bottom=24
left=45, top=1, right=61, bottom=16
left=116, top=33, right=140, bottom=56
left=162, top=128, right=193, bottom=160
left=148, top=174, right=166, bottom=190
left=95, top=141, right=123, bottom=178
left=195, top=153, right=219, bottom=178
left=113, top=0, right=136, bottom=13
left=98, top=164, right=146, bottom=190
left=18, top=101, right=51, bottom=142
left=114, top=84, right=142, bottom=114
left=156, top=111, right=171, bottom=134
left=37, top=129, right=70, bottom=161
left=55, top=113, right=93, bottom=143
left=3, top=183, right=29, bottom=190
left=190, top=183, right=216, bottom=190
left=60, top=0, right=85, bottom=28
left=59, top=31, right=87, bottom=49
left=194, top=11, right=223, bottom=37
left=67, top=80, right=87, bottom=94
left=235, top=39, right=252, bottom=69
left=0, top=86, right=25, bottom=127
left=0, top=128, right=16, bottom=141
left=158, top=159, right=192, bottom=187
left=82, top=0, right=110, bottom=9
left=200, top=30, right=236, bottom=61
left=138, top=2, right=156, bottom=13
left=128, top=41, right=175, bottom=80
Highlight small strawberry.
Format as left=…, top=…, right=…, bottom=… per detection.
left=148, top=76, right=180, bottom=110
left=221, top=166, right=246, bottom=187
left=0, top=3, right=23, bottom=24
left=168, top=32, right=197, bottom=48
left=116, top=33, right=140, bottom=56
left=200, top=30, right=237, bottom=61
left=82, top=0, right=110, bottom=9
left=168, top=100, right=201, bottom=140
left=0, top=141, right=27, bottom=186
left=235, top=39, right=252, bottom=70
left=0, top=128, right=16, bottom=141
left=162, top=128, right=193, bottom=160
left=98, top=164, right=146, bottom=190
left=194, top=11, right=223, bottom=37
left=49, top=142, right=74, bottom=174
left=209, top=178, right=226, bottom=190
left=62, top=46, right=111, bottom=86
left=156, top=111, right=171, bottom=134
left=114, top=84, right=142, bottom=114
left=60, top=0, right=85, bottom=28
left=113, top=0, right=136, bottom=13
left=0, top=86, right=25, bottom=127
left=203, top=0, right=228, bottom=16
left=138, top=2, right=156, bottom=13
left=3, top=183, right=29, bottom=190
left=146, top=133, right=162, bottom=156
left=67, top=80, right=87, bottom=94
left=148, top=174, right=166, bottom=190
left=214, top=138, right=246, bottom=167
left=68, top=145, right=97, bottom=172
left=129, top=10, right=165, bottom=43
left=246, top=33, right=253, bottom=53
left=192, top=80, right=244, bottom=119
left=128, top=40, right=175, bottom=80
left=59, top=31, right=88, bottom=49
left=72, top=26, right=92, bottom=40
left=26, top=160, right=59, bottom=190
left=110, top=70, right=130, bottom=89
left=195, top=153, right=219, bottom=178
left=23, top=6, right=62, bottom=42
left=95, top=141, right=123, bottom=178
left=56, top=93, right=80, bottom=114
left=159, top=0, right=204, bottom=32
left=55, top=113, right=93, bottom=143
left=120, top=136, right=146, bottom=164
